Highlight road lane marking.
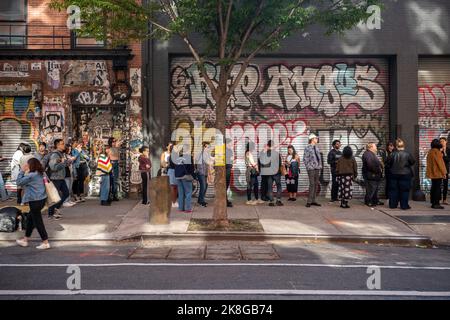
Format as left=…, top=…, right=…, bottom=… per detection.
left=1, top=263, right=450, bottom=270
left=0, top=289, right=450, bottom=297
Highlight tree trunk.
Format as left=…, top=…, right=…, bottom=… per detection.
left=213, top=96, right=228, bottom=227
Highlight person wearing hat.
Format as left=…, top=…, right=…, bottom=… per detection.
left=303, top=133, right=322, bottom=207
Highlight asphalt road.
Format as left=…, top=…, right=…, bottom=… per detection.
left=1, top=240, right=450, bottom=300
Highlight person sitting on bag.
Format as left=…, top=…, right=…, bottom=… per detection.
left=15, top=158, right=51, bottom=250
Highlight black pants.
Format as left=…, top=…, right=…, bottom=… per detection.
left=365, top=179, right=380, bottom=205
left=261, top=176, right=269, bottom=200
left=431, top=178, right=443, bottom=206
left=443, top=178, right=448, bottom=201
left=331, top=174, right=339, bottom=201
left=73, top=163, right=88, bottom=196
left=388, top=174, right=411, bottom=210
left=226, top=164, right=232, bottom=203
left=141, top=172, right=149, bottom=204
left=247, top=174, right=259, bottom=201
left=26, top=199, right=48, bottom=241
left=48, top=179, right=70, bottom=216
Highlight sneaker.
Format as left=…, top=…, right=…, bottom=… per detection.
left=36, top=243, right=51, bottom=250
left=306, top=203, right=312, bottom=208
left=276, top=200, right=284, bottom=206
left=172, top=202, right=179, bottom=208
left=256, top=199, right=265, bottom=204
left=268, top=202, right=275, bottom=207
left=227, top=202, right=233, bottom=208
left=16, top=239, right=29, bottom=247
left=432, top=205, right=445, bottom=209
left=311, top=202, right=322, bottom=207
left=246, top=200, right=256, bottom=205
left=62, top=201, right=75, bottom=207
left=79, top=197, right=86, bottom=202
left=101, top=201, right=111, bottom=206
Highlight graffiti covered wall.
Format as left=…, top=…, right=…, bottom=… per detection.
left=170, top=57, right=390, bottom=197
left=418, top=58, right=450, bottom=193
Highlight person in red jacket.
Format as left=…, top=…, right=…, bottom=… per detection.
left=138, top=146, right=152, bottom=205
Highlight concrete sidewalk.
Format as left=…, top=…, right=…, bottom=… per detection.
left=2, top=196, right=448, bottom=246
left=112, top=197, right=435, bottom=246
left=0, top=199, right=138, bottom=241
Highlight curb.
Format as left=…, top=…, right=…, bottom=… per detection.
left=115, top=232, right=433, bottom=247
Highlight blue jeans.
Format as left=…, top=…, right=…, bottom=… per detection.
left=389, top=174, right=411, bottom=209
left=267, top=173, right=282, bottom=202
left=0, top=172, right=8, bottom=201
left=177, top=178, right=193, bottom=211
left=111, top=160, right=120, bottom=198
left=197, top=174, right=208, bottom=204
left=100, top=175, right=110, bottom=202
left=48, top=179, right=70, bottom=216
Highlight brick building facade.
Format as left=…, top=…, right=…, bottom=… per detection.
left=0, top=0, right=144, bottom=197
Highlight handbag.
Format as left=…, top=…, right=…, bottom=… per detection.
left=43, top=175, right=61, bottom=206
left=280, top=165, right=287, bottom=176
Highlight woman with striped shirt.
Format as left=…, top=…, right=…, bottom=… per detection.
left=96, top=145, right=113, bottom=206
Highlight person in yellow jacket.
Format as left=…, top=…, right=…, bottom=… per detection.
left=427, top=139, right=448, bottom=209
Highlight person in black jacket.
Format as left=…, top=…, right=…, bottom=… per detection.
left=380, top=141, right=395, bottom=200
left=327, top=140, right=342, bottom=203
left=439, top=137, right=450, bottom=205
left=362, top=143, right=384, bottom=207
left=387, top=139, right=415, bottom=210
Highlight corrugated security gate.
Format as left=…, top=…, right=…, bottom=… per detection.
left=0, top=96, right=38, bottom=192
left=418, top=57, right=450, bottom=193
left=170, top=57, right=390, bottom=198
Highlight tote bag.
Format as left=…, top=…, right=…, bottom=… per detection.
left=43, top=175, right=61, bottom=206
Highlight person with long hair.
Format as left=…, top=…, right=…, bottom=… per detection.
left=138, top=146, right=151, bottom=205
left=387, top=139, right=415, bottom=210
left=245, top=141, right=260, bottom=205
left=336, top=146, right=358, bottom=208
left=71, top=141, right=89, bottom=202
left=304, top=134, right=322, bottom=207
left=96, top=145, right=113, bottom=206
left=285, top=145, right=300, bottom=201
left=0, top=140, right=8, bottom=201
left=166, top=142, right=179, bottom=208
left=16, top=158, right=50, bottom=250
left=427, top=139, right=447, bottom=209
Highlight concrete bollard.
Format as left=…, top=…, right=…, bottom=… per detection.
left=149, top=176, right=171, bottom=224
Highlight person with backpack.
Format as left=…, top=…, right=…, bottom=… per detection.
left=15, top=158, right=51, bottom=250
left=96, top=145, right=113, bottom=206
left=47, top=139, right=73, bottom=219
left=336, top=146, right=358, bottom=208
